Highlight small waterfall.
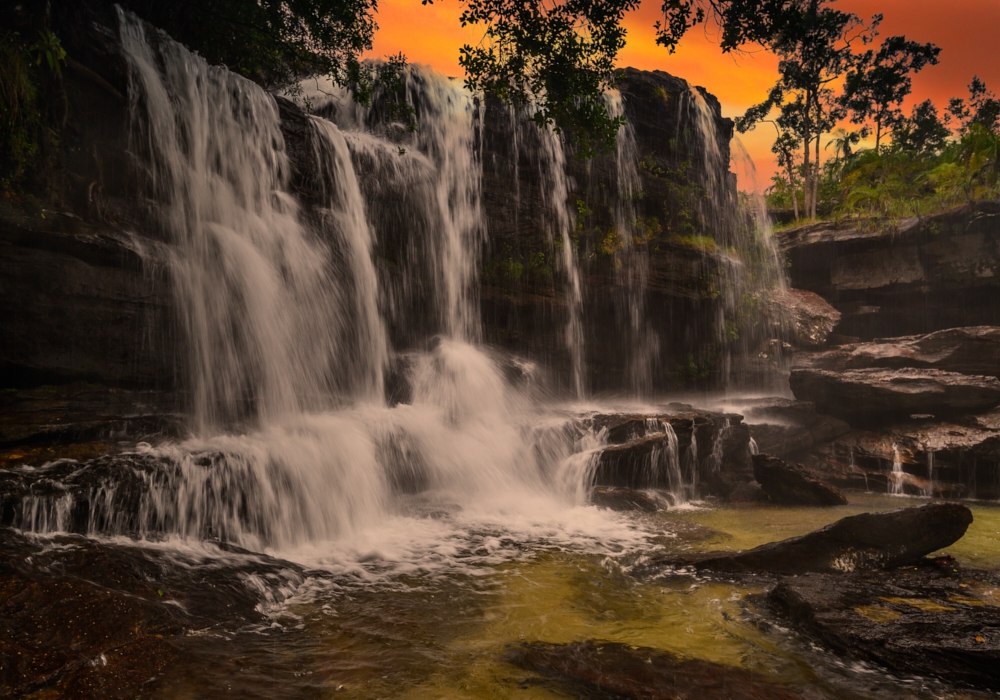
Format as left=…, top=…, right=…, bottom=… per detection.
left=685, top=89, right=788, bottom=389
left=535, top=123, right=587, bottom=398
left=606, top=92, right=659, bottom=395
left=926, top=451, right=935, bottom=498
left=889, top=444, right=906, bottom=496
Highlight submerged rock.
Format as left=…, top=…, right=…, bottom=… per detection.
left=506, top=640, right=803, bottom=700
left=790, top=367, right=1000, bottom=424
left=767, top=558, right=1000, bottom=692
left=752, top=453, right=847, bottom=506
left=647, top=503, right=972, bottom=576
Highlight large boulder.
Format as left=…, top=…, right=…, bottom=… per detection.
left=767, top=287, right=841, bottom=348
left=752, top=453, right=847, bottom=506
left=506, top=640, right=804, bottom=700
left=776, top=202, right=1000, bottom=340
left=790, top=367, right=1000, bottom=424
left=795, top=326, right=1000, bottom=378
left=648, top=502, right=972, bottom=576
left=768, top=559, right=1000, bottom=692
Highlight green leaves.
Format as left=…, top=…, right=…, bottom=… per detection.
left=453, top=0, right=640, bottom=155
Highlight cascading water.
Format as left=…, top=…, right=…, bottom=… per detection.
left=606, top=91, right=660, bottom=395
left=890, top=444, right=906, bottom=496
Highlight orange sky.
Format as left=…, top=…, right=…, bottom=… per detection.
left=368, top=0, right=1000, bottom=187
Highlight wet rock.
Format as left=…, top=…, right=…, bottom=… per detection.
left=752, top=454, right=847, bottom=506
left=590, top=487, right=662, bottom=513
left=794, top=326, right=1000, bottom=378
left=651, top=503, right=972, bottom=576
left=589, top=410, right=752, bottom=496
left=811, top=416, right=1000, bottom=498
left=749, top=423, right=814, bottom=459
left=768, top=287, right=842, bottom=348
left=790, top=368, right=1000, bottom=425
left=767, top=558, right=1000, bottom=692
left=506, top=640, right=803, bottom=700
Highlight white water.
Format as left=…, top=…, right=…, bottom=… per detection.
left=15, top=13, right=775, bottom=582
left=890, top=443, right=906, bottom=496
left=606, top=91, right=659, bottom=395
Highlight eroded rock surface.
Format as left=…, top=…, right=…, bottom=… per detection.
left=506, top=640, right=804, bottom=700
left=795, top=326, right=1000, bottom=377
left=768, top=287, right=842, bottom=348
left=752, top=453, right=847, bottom=506
left=790, top=368, right=1000, bottom=424
left=768, top=558, right=1000, bottom=692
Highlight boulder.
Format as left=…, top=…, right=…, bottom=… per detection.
left=752, top=453, right=847, bottom=506
left=650, top=502, right=972, bottom=576
left=506, top=640, right=804, bottom=700
left=749, top=423, right=814, bottom=459
left=790, top=367, right=1000, bottom=424
left=727, top=480, right=769, bottom=504
left=768, top=558, right=1000, bottom=692
left=794, top=326, right=1000, bottom=378
left=768, top=287, right=841, bottom=348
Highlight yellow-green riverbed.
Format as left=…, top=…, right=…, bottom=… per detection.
left=150, top=493, right=1000, bottom=699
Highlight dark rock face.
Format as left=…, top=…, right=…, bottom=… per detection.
left=665, top=503, right=972, bottom=576
left=768, top=287, right=842, bottom=348
left=0, top=218, right=175, bottom=390
left=768, top=559, right=1000, bottom=692
left=795, top=326, right=1000, bottom=377
left=776, top=202, right=1000, bottom=340
left=790, top=367, right=1000, bottom=425
left=752, top=453, right=847, bottom=506
left=506, top=640, right=804, bottom=700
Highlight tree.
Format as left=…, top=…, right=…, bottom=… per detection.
left=948, top=77, right=1000, bottom=134
left=771, top=127, right=801, bottom=219
left=892, top=99, right=949, bottom=155
left=108, top=0, right=381, bottom=89
left=444, top=0, right=641, bottom=155
left=840, top=35, right=940, bottom=149
left=735, top=1, right=873, bottom=219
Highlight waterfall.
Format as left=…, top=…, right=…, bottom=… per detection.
left=685, top=88, right=788, bottom=388
left=890, top=444, right=906, bottom=496
left=606, top=92, right=659, bottom=395
left=120, top=10, right=371, bottom=429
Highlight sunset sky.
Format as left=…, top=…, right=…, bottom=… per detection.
left=367, top=0, right=1000, bottom=189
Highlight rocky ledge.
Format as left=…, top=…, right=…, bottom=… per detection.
left=790, top=367, right=1000, bottom=425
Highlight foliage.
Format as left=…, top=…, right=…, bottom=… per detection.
left=438, top=0, right=639, bottom=156
left=0, top=29, right=66, bottom=193
left=947, top=77, right=1000, bottom=134
left=114, top=0, right=380, bottom=90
